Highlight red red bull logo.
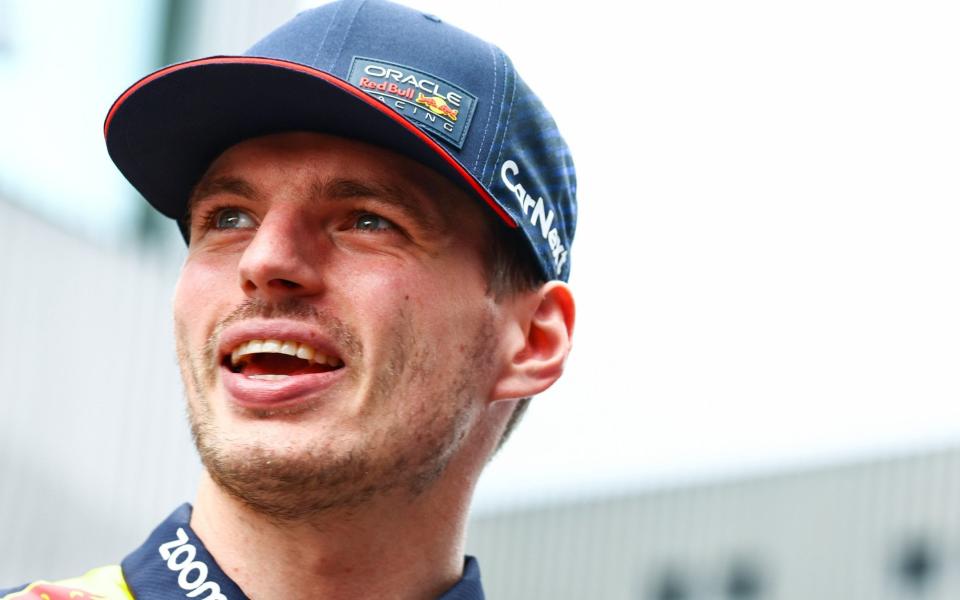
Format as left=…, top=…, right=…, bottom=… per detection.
left=415, top=93, right=459, bottom=122
left=356, top=77, right=415, bottom=100
left=9, top=583, right=105, bottom=600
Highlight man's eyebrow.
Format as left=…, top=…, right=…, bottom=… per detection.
left=313, top=177, right=445, bottom=231
left=190, top=176, right=259, bottom=206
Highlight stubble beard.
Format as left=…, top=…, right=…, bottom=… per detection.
left=175, top=298, right=496, bottom=523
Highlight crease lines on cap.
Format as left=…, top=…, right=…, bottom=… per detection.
left=473, top=42, right=498, bottom=177
left=481, top=47, right=511, bottom=187
left=490, top=54, right=516, bottom=192
left=310, top=4, right=339, bottom=68
left=310, top=0, right=358, bottom=72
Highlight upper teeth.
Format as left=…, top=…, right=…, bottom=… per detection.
left=230, top=339, right=343, bottom=367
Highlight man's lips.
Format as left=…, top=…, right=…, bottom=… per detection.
left=216, top=320, right=347, bottom=408
left=220, top=366, right=344, bottom=408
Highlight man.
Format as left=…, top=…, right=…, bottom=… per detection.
left=1, top=0, right=575, bottom=598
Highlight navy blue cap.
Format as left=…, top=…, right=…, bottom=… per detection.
left=104, top=0, right=577, bottom=281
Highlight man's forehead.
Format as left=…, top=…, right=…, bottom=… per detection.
left=186, top=132, right=487, bottom=230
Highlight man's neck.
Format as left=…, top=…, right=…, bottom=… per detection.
left=190, top=472, right=469, bottom=600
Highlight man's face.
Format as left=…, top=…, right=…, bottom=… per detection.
left=173, top=132, right=505, bottom=520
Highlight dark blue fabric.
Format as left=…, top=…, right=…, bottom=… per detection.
left=439, top=557, right=485, bottom=600
left=121, top=503, right=484, bottom=599
left=488, top=75, right=578, bottom=281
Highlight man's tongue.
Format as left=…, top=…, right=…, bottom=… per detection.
left=241, top=353, right=329, bottom=377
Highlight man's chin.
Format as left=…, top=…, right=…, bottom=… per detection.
left=193, top=423, right=394, bottom=521
left=188, top=400, right=466, bottom=522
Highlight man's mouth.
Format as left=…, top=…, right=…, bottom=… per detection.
left=224, top=339, right=344, bottom=381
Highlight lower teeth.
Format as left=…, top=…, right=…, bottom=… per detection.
left=248, top=374, right=290, bottom=381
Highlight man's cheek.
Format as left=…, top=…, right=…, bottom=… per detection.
left=174, top=261, right=228, bottom=352
left=177, top=259, right=227, bottom=304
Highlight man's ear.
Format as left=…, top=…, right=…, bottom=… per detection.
left=491, top=281, right=575, bottom=401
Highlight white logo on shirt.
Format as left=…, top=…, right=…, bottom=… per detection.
left=158, top=527, right=228, bottom=600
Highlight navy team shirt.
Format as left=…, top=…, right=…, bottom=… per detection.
left=0, top=504, right=484, bottom=599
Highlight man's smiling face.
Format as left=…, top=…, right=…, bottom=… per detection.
left=173, top=132, right=508, bottom=519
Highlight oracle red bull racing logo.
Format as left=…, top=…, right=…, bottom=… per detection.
left=348, top=57, right=477, bottom=149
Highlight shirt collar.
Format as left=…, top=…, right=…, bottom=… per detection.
left=122, top=503, right=484, bottom=599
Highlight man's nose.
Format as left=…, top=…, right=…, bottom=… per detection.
left=237, top=209, right=325, bottom=300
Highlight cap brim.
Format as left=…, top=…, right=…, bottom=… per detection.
left=104, top=56, right=515, bottom=229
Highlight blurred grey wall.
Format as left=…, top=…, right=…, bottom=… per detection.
left=467, top=447, right=960, bottom=600
left=0, top=198, right=195, bottom=583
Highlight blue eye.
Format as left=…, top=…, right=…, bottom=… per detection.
left=354, top=213, right=393, bottom=231
left=214, top=208, right=255, bottom=229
